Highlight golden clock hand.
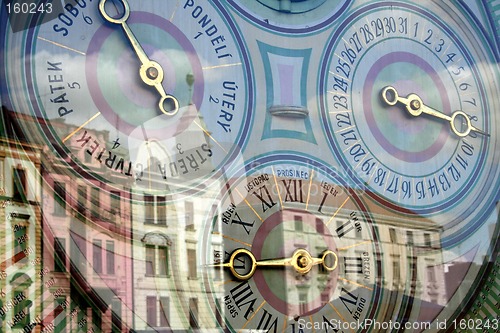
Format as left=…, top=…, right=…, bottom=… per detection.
left=212, top=248, right=337, bottom=281
left=262, top=248, right=337, bottom=275
left=381, top=86, right=489, bottom=137
left=98, top=0, right=179, bottom=115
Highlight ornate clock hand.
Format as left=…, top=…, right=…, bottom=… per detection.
left=99, top=0, right=179, bottom=115
left=381, top=86, right=489, bottom=137
left=213, top=248, right=337, bottom=281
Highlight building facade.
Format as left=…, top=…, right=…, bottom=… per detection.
left=0, top=126, right=43, bottom=333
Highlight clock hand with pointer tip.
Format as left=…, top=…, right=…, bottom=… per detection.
left=381, top=85, right=489, bottom=137
left=211, top=248, right=338, bottom=281
left=99, top=0, right=179, bottom=115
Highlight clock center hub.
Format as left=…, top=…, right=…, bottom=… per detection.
left=146, top=66, right=159, bottom=80
left=250, top=208, right=340, bottom=316
left=297, top=255, right=308, bottom=268
left=292, top=249, right=313, bottom=274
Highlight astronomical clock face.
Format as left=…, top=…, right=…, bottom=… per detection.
left=2, top=0, right=253, bottom=194
left=0, top=1, right=498, bottom=332
left=202, top=155, right=383, bottom=331
left=319, top=1, right=498, bottom=217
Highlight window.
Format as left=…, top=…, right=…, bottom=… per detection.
left=146, top=245, right=155, bottom=276
left=427, top=267, right=436, bottom=282
left=146, top=296, right=170, bottom=328
left=316, top=218, right=324, bottom=234
left=54, top=182, right=66, bottom=216
left=71, top=233, right=87, bottom=275
left=91, top=187, right=100, bottom=219
left=294, top=215, right=303, bottom=232
left=424, top=233, right=432, bottom=247
left=159, top=297, right=169, bottom=327
left=406, top=230, right=414, bottom=245
left=409, top=256, right=418, bottom=287
left=146, top=245, right=169, bottom=277
left=110, top=191, right=121, bottom=215
left=54, top=237, right=66, bottom=272
left=145, top=195, right=155, bottom=224
left=158, top=246, right=168, bottom=276
left=77, top=185, right=87, bottom=215
left=189, top=298, right=199, bottom=328
left=185, top=201, right=194, bottom=230
left=157, top=196, right=166, bottom=225
left=106, top=240, right=115, bottom=275
left=392, top=255, right=400, bottom=285
left=427, top=261, right=436, bottom=283
left=389, top=228, right=397, bottom=243
left=93, top=240, right=102, bottom=274
left=145, top=195, right=167, bottom=225
left=146, top=296, right=157, bottom=327
left=12, top=167, right=27, bottom=202
left=188, top=249, right=197, bottom=279
left=93, top=239, right=115, bottom=275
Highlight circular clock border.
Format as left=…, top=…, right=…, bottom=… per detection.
left=201, top=152, right=383, bottom=329
left=319, top=1, right=496, bottom=219
left=16, top=1, right=255, bottom=194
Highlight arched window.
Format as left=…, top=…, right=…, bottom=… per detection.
left=142, top=233, right=172, bottom=277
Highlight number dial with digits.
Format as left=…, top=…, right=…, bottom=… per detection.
left=320, top=2, right=498, bottom=216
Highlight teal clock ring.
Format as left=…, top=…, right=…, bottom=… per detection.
left=320, top=1, right=498, bottom=219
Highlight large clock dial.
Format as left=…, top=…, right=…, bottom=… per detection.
left=3, top=0, right=253, bottom=194
left=320, top=1, right=499, bottom=217
left=202, top=154, right=384, bottom=331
